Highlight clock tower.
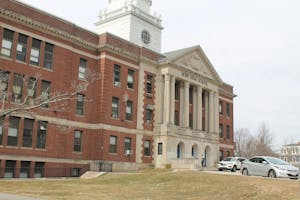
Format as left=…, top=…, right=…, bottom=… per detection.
left=95, top=0, right=163, bottom=53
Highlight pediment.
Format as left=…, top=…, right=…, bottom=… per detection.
left=165, top=46, right=222, bottom=84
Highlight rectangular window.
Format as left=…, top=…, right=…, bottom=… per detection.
left=0, top=71, right=10, bottom=101
left=12, top=74, right=24, bottom=103
left=124, top=137, right=131, bottom=153
left=22, top=118, right=34, bottom=147
left=34, top=162, right=44, bottom=178
left=26, top=77, right=37, bottom=104
left=43, top=43, right=54, bottom=69
left=219, top=124, right=223, bottom=138
left=0, top=117, right=3, bottom=145
left=30, top=38, right=41, bottom=66
left=76, top=94, right=85, bottom=115
left=36, top=121, right=47, bottom=149
left=127, top=69, right=134, bottom=89
left=144, top=140, right=151, bottom=156
left=158, top=142, right=163, bottom=155
left=71, top=168, right=81, bottom=177
left=4, top=160, right=16, bottom=178
left=226, top=151, right=230, bottom=157
left=145, top=108, right=153, bottom=124
left=74, top=130, right=82, bottom=152
left=78, top=58, right=87, bottom=79
left=219, top=101, right=223, bottom=114
left=146, top=75, right=153, bottom=94
left=175, top=81, right=179, bottom=100
left=41, top=80, right=51, bottom=108
left=174, top=111, right=179, bottom=126
left=16, top=33, right=28, bottom=62
left=111, top=97, right=119, bottom=119
left=226, top=125, right=230, bottom=139
left=189, top=114, right=193, bottom=128
left=113, top=65, right=121, bottom=86
left=226, top=103, right=230, bottom=117
left=1, top=29, right=14, bottom=57
left=20, top=161, right=31, bottom=178
left=126, top=101, right=133, bottom=121
left=109, top=136, right=117, bottom=153
left=219, top=150, right=224, bottom=161
left=7, top=116, right=20, bottom=146
left=189, top=87, right=193, bottom=104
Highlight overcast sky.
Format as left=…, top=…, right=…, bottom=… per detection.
left=19, top=0, right=300, bottom=150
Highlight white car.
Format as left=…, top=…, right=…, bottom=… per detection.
left=218, top=157, right=246, bottom=172
left=241, top=156, right=299, bottom=179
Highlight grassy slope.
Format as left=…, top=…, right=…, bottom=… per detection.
left=0, top=170, right=299, bottom=200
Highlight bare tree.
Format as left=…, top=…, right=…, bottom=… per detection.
left=255, top=122, right=278, bottom=157
left=0, top=69, right=99, bottom=118
left=234, top=128, right=256, bottom=158
left=234, top=123, right=278, bottom=158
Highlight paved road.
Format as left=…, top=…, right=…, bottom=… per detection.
left=0, top=193, right=42, bottom=200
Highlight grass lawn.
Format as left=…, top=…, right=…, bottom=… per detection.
left=0, top=169, right=299, bottom=200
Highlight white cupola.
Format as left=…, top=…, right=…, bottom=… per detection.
left=95, top=0, right=163, bottom=53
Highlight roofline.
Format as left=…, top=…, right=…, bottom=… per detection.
left=14, top=0, right=98, bottom=36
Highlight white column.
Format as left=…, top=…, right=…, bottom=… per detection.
left=184, top=81, right=190, bottom=127
left=170, top=76, right=175, bottom=124
left=209, top=91, right=214, bottom=132
left=163, top=74, right=171, bottom=124
left=214, top=92, right=219, bottom=133
left=156, top=75, right=164, bottom=124
left=179, top=82, right=184, bottom=126
left=192, top=86, right=197, bottom=130
left=197, top=86, right=203, bottom=130
left=205, top=91, right=209, bottom=132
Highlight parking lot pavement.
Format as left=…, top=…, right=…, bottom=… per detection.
left=0, top=193, right=42, bottom=200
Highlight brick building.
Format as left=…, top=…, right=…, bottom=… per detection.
left=0, top=0, right=235, bottom=178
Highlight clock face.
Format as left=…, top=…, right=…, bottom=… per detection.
left=141, top=30, right=151, bottom=44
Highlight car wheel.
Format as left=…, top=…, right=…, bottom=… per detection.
left=231, top=165, right=237, bottom=172
left=218, top=168, right=223, bottom=171
left=242, top=168, right=249, bottom=176
left=268, top=170, right=276, bottom=178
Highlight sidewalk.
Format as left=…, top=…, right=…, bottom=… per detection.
left=0, top=193, right=42, bottom=200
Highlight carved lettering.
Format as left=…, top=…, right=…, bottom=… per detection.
left=181, top=70, right=208, bottom=86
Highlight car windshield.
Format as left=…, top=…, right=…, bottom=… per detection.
left=223, top=157, right=236, bottom=162
left=266, top=157, right=289, bottom=165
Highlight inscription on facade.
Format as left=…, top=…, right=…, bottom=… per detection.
left=182, top=70, right=208, bottom=86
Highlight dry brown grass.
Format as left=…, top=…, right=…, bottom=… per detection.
left=0, top=169, right=299, bottom=200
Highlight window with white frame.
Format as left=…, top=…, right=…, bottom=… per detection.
left=76, top=93, right=85, bottom=115
left=109, top=136, right=117, bottom=153
left=1, top=29, right=14, bottom=57
left=126, top=101, right=133, bottom=121
left=16, top=33, right=28, bottom=62
left=111, top=97, right=120, bottom=119
left=113, top=65, right=121, bottom=86
left=74, top=130, right=82, bottom=152
left=30, top=38, right=41, bottom=66
left=78, top=58, right=87, bottom=79
left=127, top=69, right=134, bottom=89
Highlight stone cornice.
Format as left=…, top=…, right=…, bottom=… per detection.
left=0, top=8, right=98, bottom=51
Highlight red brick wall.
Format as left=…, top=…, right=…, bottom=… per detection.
left=100, top=129, right=136, bottom=163
left=141, top=135, right=154, bottom=163
left=143, top=72, right=156, bottom=131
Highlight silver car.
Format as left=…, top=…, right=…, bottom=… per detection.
left=218, top=157, right=246, bottom=172
left=241, top=156, right=299, bottom=179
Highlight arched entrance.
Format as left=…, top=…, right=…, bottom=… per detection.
left=177, top=142, right=185, bottom=159
left=203, top=145, right=211, bottom=167
left=191, top=144, right=199, bottom=158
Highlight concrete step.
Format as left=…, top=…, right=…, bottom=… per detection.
left=80, top=171, right=106, bottom=179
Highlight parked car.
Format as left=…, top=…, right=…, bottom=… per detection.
left=218, top=157, right=246, bottom=172
left=240, top=156, right=299, bottom=179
